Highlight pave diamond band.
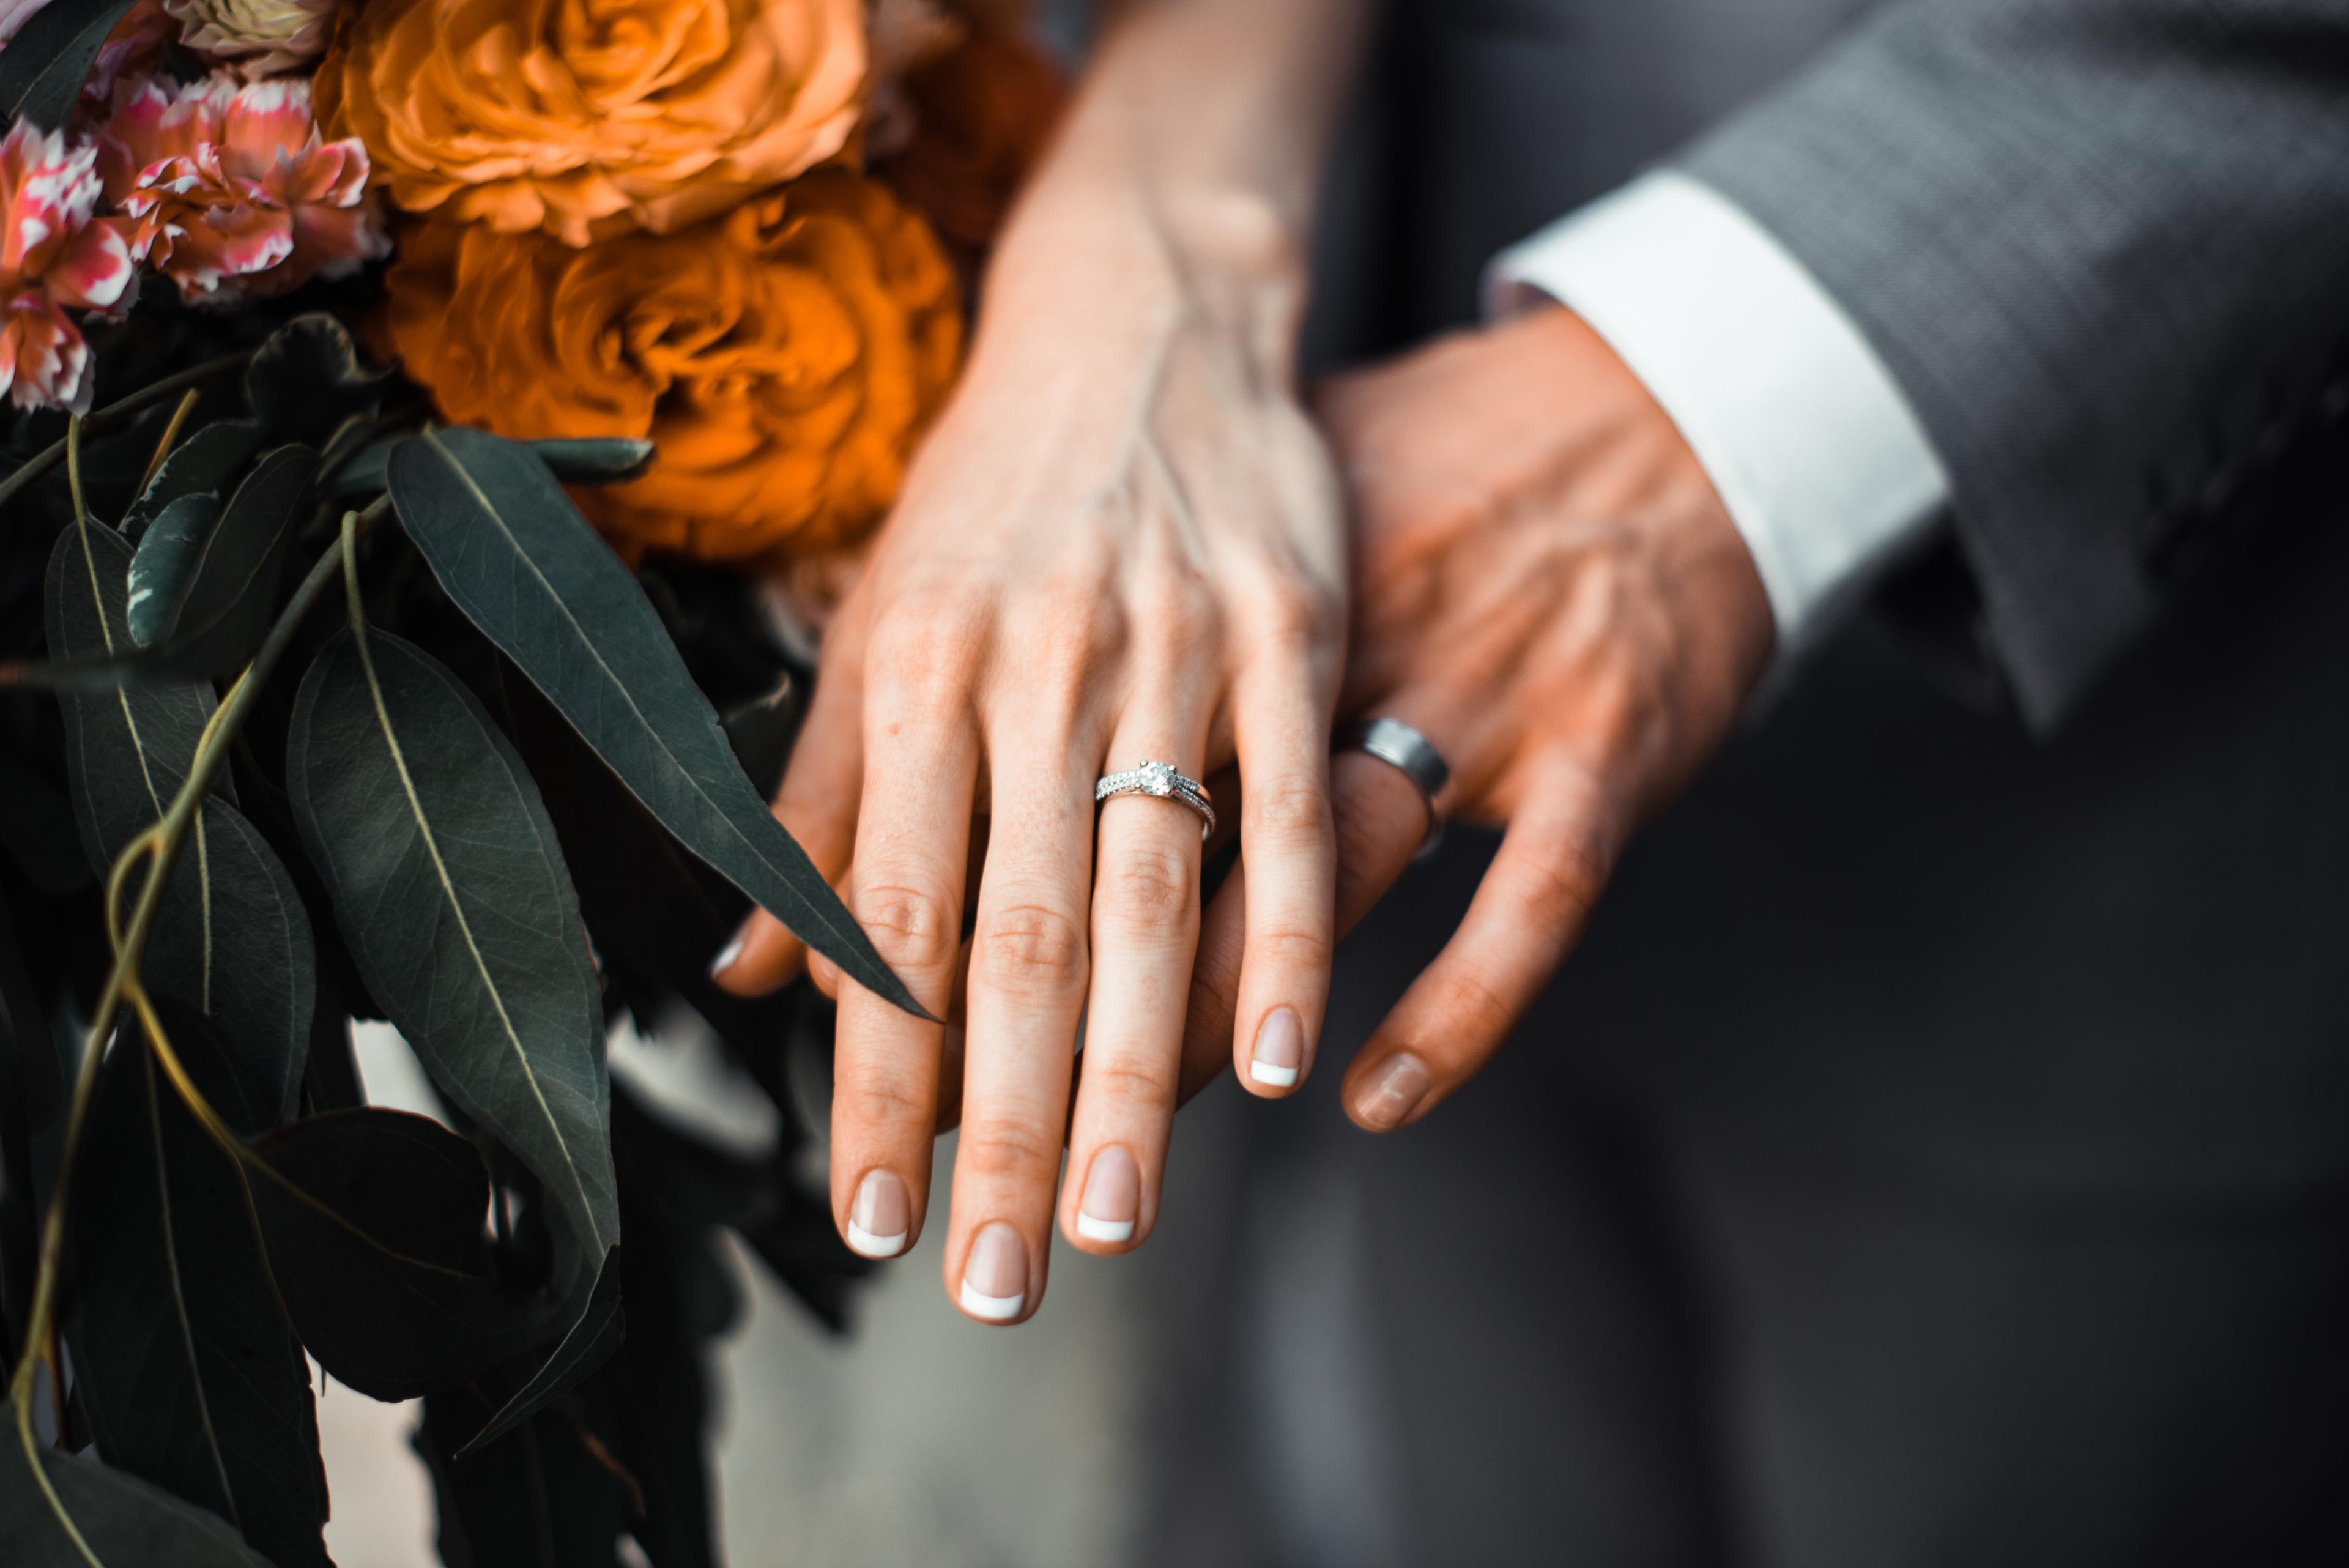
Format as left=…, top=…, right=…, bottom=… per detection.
left=1095, top=761, right=1216, bottom=840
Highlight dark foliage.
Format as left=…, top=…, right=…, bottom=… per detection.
left=0, top=291, right=895, bottom=1566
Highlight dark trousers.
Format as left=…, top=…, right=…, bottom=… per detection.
left=1238, top=841, right=2349, bottom=1568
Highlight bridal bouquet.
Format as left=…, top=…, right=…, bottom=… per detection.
left=0, top=0, right=1059, bottom=1562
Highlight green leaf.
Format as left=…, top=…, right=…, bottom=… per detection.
left=286, top=625, right=617, bottom=1285
left=452, top=1247, right=625, bottom=1460
left=327, top=438, right=394, bottom=500
left=139, top=445, right=317, bottom=671
left=385, top=428, right=922, bottom=1017
left=44, top=522, right=316, bottom=1124
left=65, top=1006, right=329, bottom=1568
left=246, top=1109, right=547, bottom=1400
left=334, top=434, right=658, bottom=502
left=527, top=437, right=656, bottom=483
left=0, top=0, right=136, bottom=130
left=245, top=316, right=397, bottom=447
left=23, top=446, right=321, bottom=690
left=121, top=420, right=262, bottom=543
left=125, top=494, right=218, bottom=647
left=1, top=1438, right=276, bottom=1568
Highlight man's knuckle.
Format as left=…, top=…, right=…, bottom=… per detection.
left=1520, top=833, right=1608, bottom=930
left=973, top=901, right=1087, bottom=992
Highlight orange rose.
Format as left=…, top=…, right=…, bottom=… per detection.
left=877, top=25, right=1065, bottom=260
left=316, top=0, right=867, bottom=246
left=382, top=169, right=963, bottom=563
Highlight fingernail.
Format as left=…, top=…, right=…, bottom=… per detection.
left=708, top=926, right=748, bottom=979
left=959, top=1223, right=1028, bottom=1321
left=1249, top=1007, right=1305, bottom=1088
left=845, top=1170, right=910, bottom=1258
left=1355, top=1052, right=1433, bottom=1130
left=1075, top=1146, right=1139, bottom=1244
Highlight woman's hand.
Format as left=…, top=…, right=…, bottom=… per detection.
left=713, top=0, right=1368, bottom=1323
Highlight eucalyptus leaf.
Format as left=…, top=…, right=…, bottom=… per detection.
left=125, top=493, right=219, bottom=646
left=142, top=444, right=319, bottom=675
left=329, top=438, right=395, bottom=500
left=66, top=1006, right=330, bottom=1568
left=247, top=1109, right=546, bottom=1400
left=286, top=625, right=616, bottom=1285
left=1, top=1439, right=276, bottom=1568
left=529, top=437, right=656, bottom=483
left=45, top=522, right=316, bottom=1123
left=245, top=316, right=397, bottom=447
left=385, top=428, right=921, bottom=1018
left=121, top=420, right=262, bottom=543
left=0, top=0, right=136, bottom=130
left=452, top=1247, right=625, bottom=1460
left=335, top=435, right=658, bottom=503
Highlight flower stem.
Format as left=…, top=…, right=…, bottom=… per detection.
left=137, top=389, right=206, bottom=496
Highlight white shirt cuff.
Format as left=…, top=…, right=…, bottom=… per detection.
left=1486, top=169, right=1951, bottom=644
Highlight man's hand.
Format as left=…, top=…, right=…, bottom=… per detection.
left=1181, top=306, right=1775, bottom=1126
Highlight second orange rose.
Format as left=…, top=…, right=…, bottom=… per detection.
left=382, top=169, right=965, bottom=563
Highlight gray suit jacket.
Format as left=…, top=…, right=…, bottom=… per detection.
left=1309, top=0, right=2349, bottom=1200
left=1683, top=0, right=2349, bottom=726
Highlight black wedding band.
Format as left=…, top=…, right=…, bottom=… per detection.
left=1338, top=717, right=1450, bottom=858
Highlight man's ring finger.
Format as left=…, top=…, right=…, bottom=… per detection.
left=1338, top=718, right=1449, bottom=856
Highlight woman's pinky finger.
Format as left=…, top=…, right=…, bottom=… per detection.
left=1339, top=757, right=1625, bottom=1132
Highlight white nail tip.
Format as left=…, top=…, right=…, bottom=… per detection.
left=1075, top=1213, right=1134, bottom=1244
left=845, top=1219, right=907, bottom=1258
left=707, top=934, right=746, bottom=978
left=1249, top=1060, right=1301, bottom=1088
left=959, top=1282, right=1025, bottom=1321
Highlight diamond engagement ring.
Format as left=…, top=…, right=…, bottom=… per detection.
left=1095, top=760, right=1217, bottom=841
left=1338, top=718, right=1450, bottom=856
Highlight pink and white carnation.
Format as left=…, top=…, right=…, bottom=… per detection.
left=97, top=72, right=389, bottom=304
left=0, top=123, right=137, bottom=412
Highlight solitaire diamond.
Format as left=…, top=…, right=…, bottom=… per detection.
left=1141, top=762, right=1177, bottom=796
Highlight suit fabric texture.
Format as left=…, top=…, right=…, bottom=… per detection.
left=1252, top=1, right=2349, bottom=1562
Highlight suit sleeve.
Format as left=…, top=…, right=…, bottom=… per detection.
left=1677, top=0, right=2349, bottom=727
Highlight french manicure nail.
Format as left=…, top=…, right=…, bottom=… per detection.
left=1076, top=1146, right=1140, bottom=1244
left=845, top=1170, right=910, bottom=1258
left=1249, top=1007, right=1305, bottom=1088
left=1356, top=1052, right=1433, bottom=1130
left=959, top=1223, right=1028, bottom=1321
left=707, top=927, right=748, bottom=979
